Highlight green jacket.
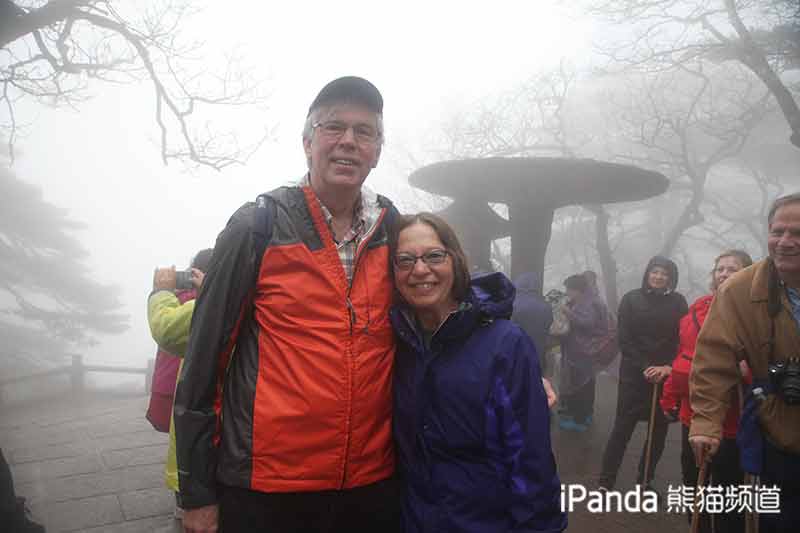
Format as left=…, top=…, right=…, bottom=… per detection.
left=148, top=290, right=195, bottom=356
left=147, top=289, right=196, bottom=492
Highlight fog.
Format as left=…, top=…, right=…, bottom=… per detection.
left=3, top=1, right=798, bottom=394
left=4, top=1, right=595, bottom=378
left=3, top=3, right=800, bottom=532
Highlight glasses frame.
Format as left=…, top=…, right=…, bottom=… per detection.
left=312, top=120, right=381, bottom=146
left=393, top=249, right=450, bottom=271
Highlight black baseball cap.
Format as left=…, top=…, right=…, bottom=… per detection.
left=308, top=76, right=383, bottom=116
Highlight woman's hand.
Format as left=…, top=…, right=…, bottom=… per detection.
left=541, top=378, right=557, bottom=408
left=643, top=365, right=671, bottom=384
left=739, top=360, right=750, bottom=377
left=153, top=266, right=176, bottom=291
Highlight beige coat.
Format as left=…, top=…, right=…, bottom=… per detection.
left=690, top=258, right=800, bottom=453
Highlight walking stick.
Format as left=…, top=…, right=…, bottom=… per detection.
left=690, top=452, right=709, bottom=533
left=642, top=382, right=660, bottom=487
left=737, top=380, right=759, bottom=533
left=743, top=473, right=760, bottom=533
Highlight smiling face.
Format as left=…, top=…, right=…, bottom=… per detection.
left=303, top=103, right=381, bottom=195
left=769, top=202, right=800, bottom=286
left=394, top=222, right=458, bottom=329
left=647, top=266, right=670, bottom=291
left=712, top=255, right=744, bottom=291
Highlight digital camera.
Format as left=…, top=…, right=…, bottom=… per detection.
left=768, top=357, right=800, bottom=406
left=174, top=269, right=194, bottom=291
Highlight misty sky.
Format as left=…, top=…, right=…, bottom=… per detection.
left=7, top=1, right=596, bottom=369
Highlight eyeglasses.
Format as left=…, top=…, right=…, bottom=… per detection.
left=394, top=249, right=450, bottom=270
left=312, top=120, right=381, bottom=145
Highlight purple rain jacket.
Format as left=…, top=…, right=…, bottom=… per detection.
left=391, top=272, right=567, bottom=533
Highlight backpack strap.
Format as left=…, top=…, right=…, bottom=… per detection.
left=377, top=193, right=398, bottom=234
left=253, top=193, right=277, bottom=270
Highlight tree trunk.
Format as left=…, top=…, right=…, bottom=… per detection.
left=590, top=205, right=619, bottom=312
left=724, top=0, right=800, bottom=149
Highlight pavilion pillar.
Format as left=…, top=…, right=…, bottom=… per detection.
left=508, top=203, right=554, bottom=294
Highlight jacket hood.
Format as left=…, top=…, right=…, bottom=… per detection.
left=470, top=271, right=516, bottom=320
left=642, top=255, right=679, bottom=293
left=513, top=272, right=540, bottom=295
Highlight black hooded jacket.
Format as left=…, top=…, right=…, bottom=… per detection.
left=617, top=256, right=688, bottom=388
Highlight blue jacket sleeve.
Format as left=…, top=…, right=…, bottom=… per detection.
left=489, top=327, right=567, bottom=532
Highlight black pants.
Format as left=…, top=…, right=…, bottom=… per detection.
left=562, top=377, right=595, bottom=424
left=679, top=425, right=744, bottom=533
left=218, top=477, right=401, bottom=533
left=759, top=440, right=800, bottom=533
left=599, top=406, right=669, bottom=487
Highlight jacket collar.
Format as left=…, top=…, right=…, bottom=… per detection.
left=750, top=259, right=771, bottom=302
left=391, top=300, right=481, bottom=350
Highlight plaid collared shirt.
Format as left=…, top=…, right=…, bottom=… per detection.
left=299, top=175, right=383, bottom=285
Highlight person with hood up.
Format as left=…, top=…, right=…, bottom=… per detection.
left=390, top=212, right=566, bottom=533
left=597, top=256, right=688, bottom=491
left=511, top=272, right=553, bottom=363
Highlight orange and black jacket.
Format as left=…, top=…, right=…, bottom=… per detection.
left=174, top=184, right=398, bottom=509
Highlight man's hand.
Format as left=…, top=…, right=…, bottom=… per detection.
left=182, top=505, right=219, bottom=533
left=191, top=268, right=205, bottom=290
left=542, top=378, right=557, bottom=408
left=688, top=435, right=720, bottom=468
left=644, top=365, right=671, bottom=384
left=153, top=267, right=177, bottom=291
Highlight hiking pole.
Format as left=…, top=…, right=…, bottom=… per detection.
left=690, top=450, right=709, bottom=533
left=642, top=382, right=660, bottom=487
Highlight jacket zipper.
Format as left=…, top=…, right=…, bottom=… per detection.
left=339, top=206, right=388, bottom=488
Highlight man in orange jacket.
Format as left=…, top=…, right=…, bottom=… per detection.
left=174, top=77, right=400, bottom=533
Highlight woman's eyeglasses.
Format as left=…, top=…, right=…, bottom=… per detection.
left=394, top=249, right=449, bottom=270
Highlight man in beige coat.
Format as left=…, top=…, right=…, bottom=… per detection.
left=690, top=192, right=800, bottom=533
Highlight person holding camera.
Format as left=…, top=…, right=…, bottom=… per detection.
left=148, top=248, right=212, bottom=521
left=691, top=193, right=800, bottom=533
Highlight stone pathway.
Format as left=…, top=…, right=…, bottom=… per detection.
left=552, top=373, right=688, bottom=532
left=1, top=391, right=180, bottom=533
left=1, top=374, right=691, bottom=532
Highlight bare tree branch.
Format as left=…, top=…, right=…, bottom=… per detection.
left=585, top=0, right=800, bottom=148
left=0, top=0, right=269, bottom=169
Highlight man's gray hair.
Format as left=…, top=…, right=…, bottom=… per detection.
left=768, top=192, right=800, bottom=225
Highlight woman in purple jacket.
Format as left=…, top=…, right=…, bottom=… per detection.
left=390, top=212, right=566, bottom=533
left=558, top=274, right=610, bottom=432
